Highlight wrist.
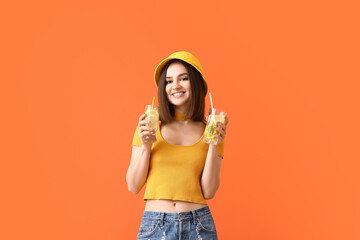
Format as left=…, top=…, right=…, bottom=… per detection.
left=208, top=144, right=219, bottom=152
left=140, top=144, right=152, bottom=152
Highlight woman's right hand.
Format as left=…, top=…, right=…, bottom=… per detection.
left=138, top=114, right=160, bottom=147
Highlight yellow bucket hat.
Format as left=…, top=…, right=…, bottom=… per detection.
left=154, top=51, right=208, bottom=94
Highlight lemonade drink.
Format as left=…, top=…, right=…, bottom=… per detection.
left=203, top=108, right=226, bottom=144
left=145, top=105, right=159, bottom=132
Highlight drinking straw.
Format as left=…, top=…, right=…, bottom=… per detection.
left=151, top=96, right=155, bottom=109
left=209, top=92, right=214, bottom=109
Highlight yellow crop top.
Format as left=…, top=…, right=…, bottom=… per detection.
left=132, top=120, right=225, bottom=204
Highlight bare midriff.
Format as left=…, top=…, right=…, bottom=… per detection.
left=145, top=199, right=207, bottom=213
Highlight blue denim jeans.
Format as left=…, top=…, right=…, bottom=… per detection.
left=137, top=206, right=218, bottom=240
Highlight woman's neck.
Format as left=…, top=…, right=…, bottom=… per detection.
left=174, top=111, right=192, bottom=122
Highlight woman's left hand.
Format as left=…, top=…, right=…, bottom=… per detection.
left=213, top=116, right=229, bottom=145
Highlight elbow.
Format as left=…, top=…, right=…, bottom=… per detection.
left=202, top=182, right=220, bottom=200
left=128, top=184, right=140, bottom=194
left=203, top=192, right=216, bottom=200
left=126, top=176, right=141, bottom=194
left=203, top=188, right=217, bottom=200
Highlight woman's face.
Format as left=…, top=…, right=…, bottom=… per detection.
left=165, top=62, right=191, bottom=112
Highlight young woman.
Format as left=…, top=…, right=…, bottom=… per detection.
left=126, top=51, right=229, bottom=239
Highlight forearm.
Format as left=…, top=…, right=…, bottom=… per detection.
left=201, top=144, right=223, bottom=199
left=126, top=146, right=151, bottom=194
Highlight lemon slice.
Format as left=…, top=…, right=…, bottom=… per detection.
left=213, top=115, right=225, bottom=123
left=145, top=109, right=159, bottom=131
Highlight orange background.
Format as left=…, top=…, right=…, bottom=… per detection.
left=1, top=0, right=359, bottom=239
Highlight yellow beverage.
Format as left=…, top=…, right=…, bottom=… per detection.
left=145, top=106, right=159, bottom=132
left=203, top=109, right=226, bottom=144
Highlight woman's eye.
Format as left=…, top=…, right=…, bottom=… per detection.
left=181, top=77, right=189, bottom=81
left=166, top=81, right=172, bottom=84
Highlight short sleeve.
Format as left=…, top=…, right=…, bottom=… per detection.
left=218, top=139, right=225, bottom=158
left=132, top=125, right=143, bottom=146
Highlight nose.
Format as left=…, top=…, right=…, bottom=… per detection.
left=172, top=81, right=181, bottom=90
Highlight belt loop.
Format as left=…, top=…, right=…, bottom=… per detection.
left=159, top=212, right=165, bottom=226
left=191, top=210, right=198, bottom=224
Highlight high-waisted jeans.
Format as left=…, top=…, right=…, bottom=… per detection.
left=137, top=206, right=218, bottom=240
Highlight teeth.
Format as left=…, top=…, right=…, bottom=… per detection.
left=173, top=92, right=184, bottom=96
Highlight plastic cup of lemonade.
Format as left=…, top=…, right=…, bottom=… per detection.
left=203, top=108, right=227, bottom=144
left=145, top=105, right=159, bottom=132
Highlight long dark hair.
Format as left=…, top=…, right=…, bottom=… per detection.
left=158, top=59, right=207, bottom=124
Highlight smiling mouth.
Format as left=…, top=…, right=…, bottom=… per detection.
left=172, top=92, right=185, bottom=97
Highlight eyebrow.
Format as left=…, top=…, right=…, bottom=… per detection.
left=166, top=73, right=188, bottom=79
